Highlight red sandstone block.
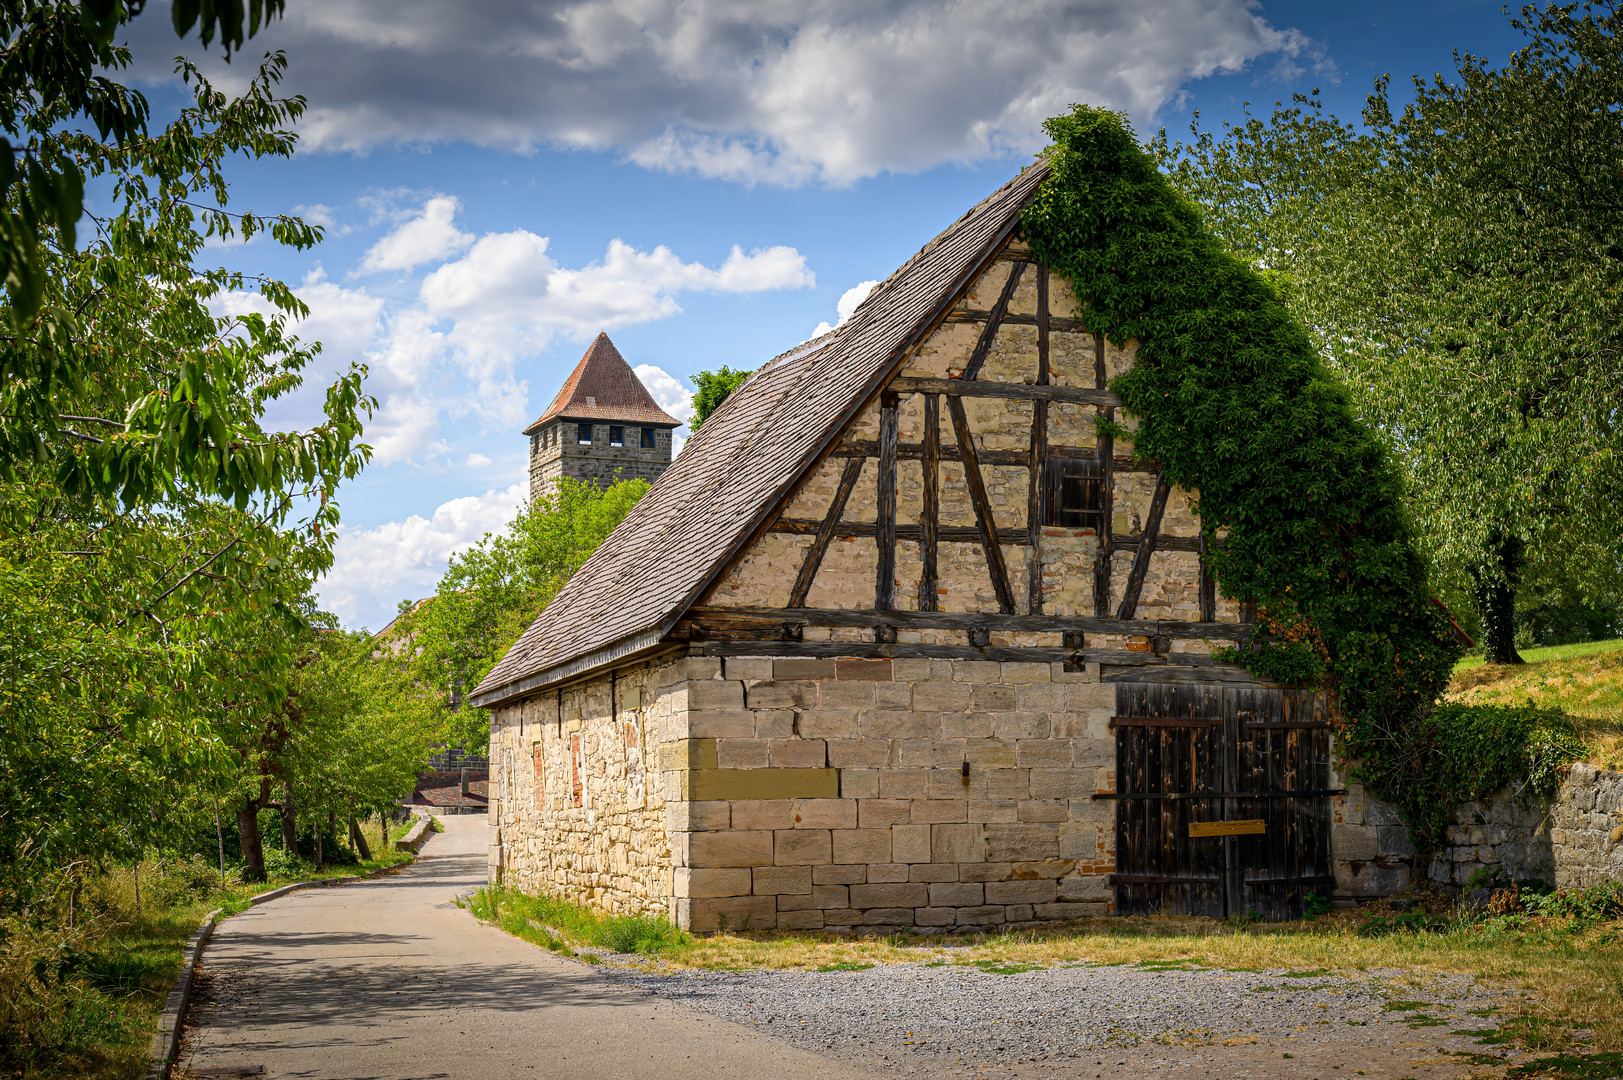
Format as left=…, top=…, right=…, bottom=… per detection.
left=836, top=659, right=893, bottom=681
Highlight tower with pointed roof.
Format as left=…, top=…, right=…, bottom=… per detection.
left=524, top=332, right=682, bottom=496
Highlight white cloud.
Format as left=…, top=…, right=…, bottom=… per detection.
left=633, top=362, right=697, bottom=452
left=317, top=482, right=528, bottom=631
left=357, top=195, right=474, bottom=275
left=812, top=279, right=880, bottom=337
left=465, top=452, right=493, bottom=468
left=633, top=364, right=695, bottom=427
left=418, top=235, right=811, bottom=391
left=129, top=0, right=1333, bottom=187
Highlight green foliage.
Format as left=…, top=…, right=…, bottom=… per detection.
left=1154, top=4, right=1623, bottom=660
left=689, top=365, right=753, bottom=430
left=1521, top=882, right=1623, bottom=927
left=469, top=885, right=692, bottom=958
left=2, top=1, right=285, bottom=334
left=1021, top=105, right=1466, bottom=846
left=1391, top=704, right=1583, bottom=847
left=396, top=477, right=646, bottom=751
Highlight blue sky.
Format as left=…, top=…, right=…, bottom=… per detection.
left=123, top=1, right=1529, bottom=631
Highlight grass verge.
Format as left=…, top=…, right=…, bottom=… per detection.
left=476, top=885, right=1623, bottom=1063
left=1449, top=638, right=1623, bottom=770
left=464, top=886, right=691, bottom=960
left=2, top=819, right=412, bottom=1080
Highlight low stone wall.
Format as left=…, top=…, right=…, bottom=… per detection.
left=1431, top=761, right=1623, bottom=893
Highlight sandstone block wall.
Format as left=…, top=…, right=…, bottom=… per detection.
left=662, top=654, right=1117, bottom=933
left=489, top=656, right=679, bottom=917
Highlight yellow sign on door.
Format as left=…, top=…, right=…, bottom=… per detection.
left=1189, top=819, right=1266, bottom=838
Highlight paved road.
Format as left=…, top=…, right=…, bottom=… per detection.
left=180, top=815, right=876, bottom=1080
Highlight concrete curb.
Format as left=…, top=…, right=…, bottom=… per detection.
left=395, top=813, right=440, bottom=853
left=144, top=855, right=420, bottom=1080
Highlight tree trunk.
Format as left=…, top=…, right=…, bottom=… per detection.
left=349, top=816, right=372, bottom=861
left=281, top=781, right=297, bottom=853
left=1472, top=533, right=1526, bottom=665
left=313, top=816, right=323, bottom=868
left=236, top=803, right=267, bottom=882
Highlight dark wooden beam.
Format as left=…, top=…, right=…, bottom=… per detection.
left=891, top=376, right=1120, bottom=409
left=1199, top=534, right=1217, bottom=622
left=773, top=520, right=1028, bottom=544
left=919, top=394, right=940, bottom=612
left=787, top=456, right=864, bottom=608
left=768, top=519, right=1201, bottom=552
left=1100, top=664, right=1275, bottom=686
left=876, top=393, right=899, bottom=610
left=684, top=605, right=1252, bottom=641
left=944, top=309, right=1091, bottom=335
left=946, top=395, right=1017, bottom=614
left=1027, top=264, right=1050, bottom=615
left=689, top=640, right=1176, bottom=665
left=1094, top=333, right=1116, bottom=619
left=962, top=261, right=1025, bottom=381
left=1115, top=475, right=1172, bottom=621
left=832, top=439, right=1152, bottom=471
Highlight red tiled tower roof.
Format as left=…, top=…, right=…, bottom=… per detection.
left=523, top=332, right=681, bottom=435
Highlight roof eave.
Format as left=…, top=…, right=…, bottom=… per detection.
left=468, top=626, right=678, bottom=708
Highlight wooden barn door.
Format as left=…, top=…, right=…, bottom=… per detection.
left=1111, top=682, right=1337, bottom=920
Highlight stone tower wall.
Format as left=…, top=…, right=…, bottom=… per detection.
left=529, top=421, right=674, bottom=496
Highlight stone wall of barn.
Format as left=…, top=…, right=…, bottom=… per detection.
left=488, top=654, right=680, bottom=917
left=664, top=653, right=1117, bottom=932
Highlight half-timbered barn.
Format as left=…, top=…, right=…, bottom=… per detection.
left=470, top=162, right=1410, bottom=933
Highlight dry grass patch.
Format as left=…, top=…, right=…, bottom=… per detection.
left=1448, top=639, right=1623, bottom=770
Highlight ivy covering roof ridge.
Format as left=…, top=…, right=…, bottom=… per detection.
left=1021, top=106, right=1469, bottom=846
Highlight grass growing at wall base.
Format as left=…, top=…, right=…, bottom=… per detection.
left=465, top=886, right=692, bottom=959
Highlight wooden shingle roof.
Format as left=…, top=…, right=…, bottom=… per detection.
left=471, top=162, right=1049, bottom=707
left=523, top=331, right=681, bottom=434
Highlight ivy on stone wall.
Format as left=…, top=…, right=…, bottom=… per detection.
left=1020, top=105, right=1486, bottom=850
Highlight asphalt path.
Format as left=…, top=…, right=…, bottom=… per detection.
left=179, top=814, right=876, bottom=1080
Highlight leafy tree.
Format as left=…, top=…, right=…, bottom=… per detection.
left=397, top=478, right=647, bottom=753
left=1155, top=3, right=1623, bottom=664
left=3, top=0, right=285, bottom=329
left=0, top=41, right=373, bottom=899
left=689, top=365, right=753, bottom=430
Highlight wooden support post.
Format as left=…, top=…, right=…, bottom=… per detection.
left=919, top=394, right=940, bottom=611
left=876, top=392, right=899, bottom=611
left=1093, top=330, right=1115, bottom=618
left=1027, top=265, right=1050, bottom=614
left=947, top=395, right=1016, bottom=614
left=962, top=261, right=1025, bottom=381
left=1115, top=475, right=1171, bottom=621
left=789, top=456, right=865, bottom=608
left=1199, top=535, right=1217, bottom=622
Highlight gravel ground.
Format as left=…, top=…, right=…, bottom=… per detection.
left=607, top=959, right=1512, bottom=1078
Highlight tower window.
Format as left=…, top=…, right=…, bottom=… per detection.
left=610, top=425, right=624, bottom=446
left=1044, top=456, right=1105, bottom=529
left=641, top=428, right=655, bottom=449
left=578, top=423, right=592, bottom=445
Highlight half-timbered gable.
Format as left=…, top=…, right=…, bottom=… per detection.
left=472, top=162, right=1411, bottom=934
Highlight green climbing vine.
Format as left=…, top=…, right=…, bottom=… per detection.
left=1020, top=106, right=1574, bottom=852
